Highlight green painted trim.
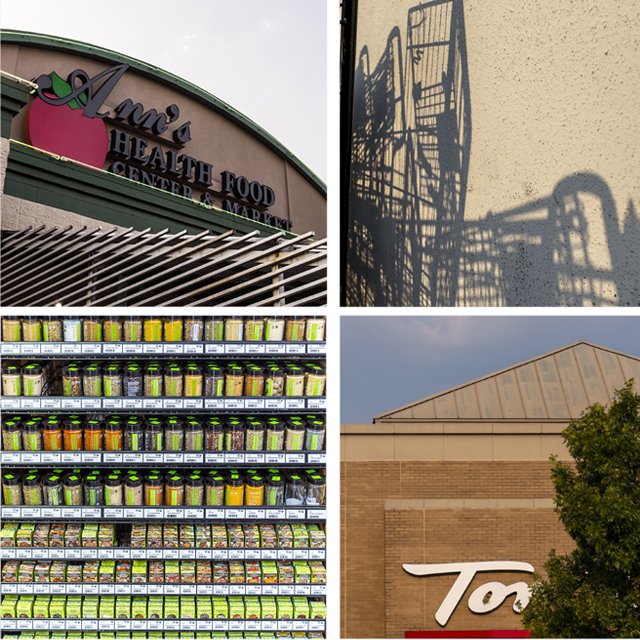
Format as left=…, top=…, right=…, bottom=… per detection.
left=1, top=30, right=326, bottom=198
left=4, top=142, right=295, bottom=238
left=0, top=77, right=30, bottom=139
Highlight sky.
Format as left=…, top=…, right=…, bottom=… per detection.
left=341, top=315, right=640, bottom=423
left=0, top=0, right=327, bottom=182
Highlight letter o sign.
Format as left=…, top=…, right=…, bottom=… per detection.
left=248, top=181, right=263, bottom=204
left=468, top=581, right=530, bottom=615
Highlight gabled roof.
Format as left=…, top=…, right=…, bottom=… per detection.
left=374, top=341, right=640, bottom=423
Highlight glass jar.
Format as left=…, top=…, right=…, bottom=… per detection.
left=225, top=367, right=244, bottom=396
left=164, top=316, right=183, bottom=341
left=84, top=476, right=103, bottom=506
left=265, top=422, right=285, bottom=451
left=184, top=316, right=203, bottom=341
left=306, top=474, right=325, bottom=506
left=103, top=366, right=123, bottom=397
left=225, top=422, right=245, bottom=451
left=204, top=421, right=224, bottom=451
left=2, top=365, right=22, bottom=396
left=165, top=476, right=184, bottom=506
left=264, top=368, right=284, bottom=397
left=84, top=421, right=104, bottom=451
left=204, top=317, right=224, bottom=341
left=63, top=317, right=82, bottom=342
left=245, top=421, right=264, bottom=451
left=62, top=365, right=82, bottom=397
left=265, top=475, right=285, bottom=506
left=82, top=365, right=102, bottom=397
left=285, top=475, right=306, bottom=506
left=124, top=475, right=144, bottom=506
left=144, top=365, right=163, bottom=397
left=184, top=422, right=203, bottom=451
left=124, top=423, right=144, bottom=451
left=123, top=365, right=142, bottom=397
left=285, top=317, right=306, bottom=342
left=42, top=317, right=62, bottom=342
left=43, top=421, right=63, bottom=451
left=185, top=475, right=204, bottom=506
left=22, top=317, right=42, bottom=342
left=285, top=366, right=305, bottom=396
left=145, top=475, right=163, bottom=506
left=22, top=364, right=44, bottom=397
left=264, top=317, right=285, bottom=341
left=63, top=420, right=83, bottom=451
left=305, top=316, right=326, bottom=341
left=104, top=475, right=123, bottom=506
left=22, top=474, right=42, bottom=506
left=63, top=474, right=83, bottom=506
left=165, top=422, right=184, bottom=451
left=285, top=422, right=305, bottom=451
left=2, top=316, right=21, bottom=341
left=244, top=367, right=264, bottom=397
left=103, top=316, right=122, bottom=342
left=224, top=317, right=244, bottom=341
left=21, top=420, right=41, bottom=451
left=204, top=365, right=225, bottom=397
left=305, top=366, right=326, bottom=396
left=225, top=476, right=244, bottom=506
left=2, top=473, right=22, bottom=506
left=245, top=476, right=264, bottom=506
left=43, top=473, right=63, bottom=506
left=2, top=420, right=21, bottom=451
left=144, top=317, right=163, bottom=342
left=244, top=317, right=264, bottom=341
left=205, top=475, right=225, bottom=506
left=104, top=421, right=123, bottom=451
left=305, top=421, right=325, bottom=450
left=164, top=366, right=183, bottom=397
left=184, top=365, right=203, bottom=397
left=123, top=317, right=143, bottom=342
left=145, top=422, right=163, bottom=451
left=83, top=318, right=102, bottom=342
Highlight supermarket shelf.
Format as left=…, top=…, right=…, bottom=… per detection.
left=0, top=341, right=326, bottom=357
left=0, top=582, right=326, bottom=596
left=0, top=396, right=326, bottom=411
left=0, top=506, right=327, bottom=521
left=0, top=451, right=326, bottom=466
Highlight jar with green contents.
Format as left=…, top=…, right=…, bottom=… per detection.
left=164, top=365, right=183, bottom=397
left=264, top=367, right=284, bottom=396
left=305, top=420, right=325, bottom=450
left=305, top=316, right=326, bottom=341
left=204, top=317, right=224, bottom=341
left=22, top=474, right=42, bottom=506
left=124, top=475, right=144, bottom=506
left=82, top=318, right=102, bottom=342
left=84, top=421, right=104, bottom=451
left=63, top=474, right=82, bottom=506
left=2, top=473, right=22, bottom=505
left=22, top=317, right=42, bottom=342
left=145, top=422, right=163, bottom=451
left=123, top=316, right=143, bottom=342
left=225, top=366, right=244, bottom=396
left=265, top=475, right=285, bottom=505
left=184, top=421, right=203, bottom=451
left=62, top=365, right=82, bottom=397
left=123, top=365, right=142, bottom=397
left=63, top=317, right=82, bottom=342
left=185, top=475, right=204, bottom=506
left=184, top=316, right=203, bottom=341
left=144, top=317, right=163, bottom=342
left=165, top=421, right=184, bottom=451
left=164, top=316, right=183, bottom=341
left=225, top=476, right=244, bottom=506
left=144, top=364, right=163, bottom=397
left=285, top=421, right=305, bottom=451
left=224, top=317, right=244, bottom=341
left=184, top=364, right=203, bottom=397
left=244, top=316, right=264, bottom=341
left=144, top=474, right=163, bottom=506
left=63, top=420, right=83, bottom=451
left=285, top=317, right=306, bottom=342
left=124, top=422, right=144, bottom=451
left=305, top=366, right=326, bottom=396
left=244, top=367, right=264, bottom=397
left=103, top=365, right=123, bottom=397
left=2, top=316, right=21, bottom=341
left=43, top=473, right=63, bottom=506
left=265, top=421, right=285, bottom=451
left=82, top=365, right=102, bottom=397
left=165, top=475, right=184, bottom=506
left=21, top=420, right=42, bottom=451
left=2, top=365, right=22, bottom=396
left=225, top=422, right=245, bottom=451
left=205, top=475, right=225, bottom=506
left=22, top=364, right=44, bottom=397
left=84, top=475, right=103, bottom=506
left=103, top=316, right=122, bottom=342
left=245, top=421, right=265, bottom=451
left=264, top=317, right=285, bottom=341
left=245, top=476, right=264, bottom=506
left=104, top=475, right=123, bottom=506
left=204, top=365, right=225, bottom=397
left=204, top=421, right=224, bottom=451
left=2, top=420, right=21, bottom=451
left=285, top=366, right=305, bottom=396
left=42, top=317, right=62, bottom=342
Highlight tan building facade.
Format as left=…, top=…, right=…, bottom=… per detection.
left=341, top=342, right=640, bottom=637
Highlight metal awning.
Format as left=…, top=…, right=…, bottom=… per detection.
left=1, top=226, right=327, bottom=307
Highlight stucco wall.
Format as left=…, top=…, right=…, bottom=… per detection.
left=346, top=0, right=640, bottom=306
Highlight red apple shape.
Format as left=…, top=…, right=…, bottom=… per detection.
left=25, top=95, right=109, bottom=169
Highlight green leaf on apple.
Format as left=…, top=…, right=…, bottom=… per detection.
left=50, top=71, right=88, bottom=110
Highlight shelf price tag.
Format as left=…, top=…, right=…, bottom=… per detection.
left=212, top=549, right=228, bottom=560
left=104, top=508, right=124, bottom=518
left=184, top=343, right=204, bottom=354
left=104, top=453, right=123, bottom=463
left=261, top=549, right=277, bottom=560
left=309, top=549, right=326, bottom=560
left=101, top=620, right=115, bottom=630
left=181, top=584, right=197, bottom=595
left=196, top=549, right=212, bottom=560
left=293, top=620, right=309, bottom=631
left=184, top=453, right=203, bottom=464
left=49, top=619, right=66, bottom=630
left=147, top=549, right=163, bottom=559
left=61, top=398, right=82, bottom=409
left=265, top=343, right=286, bottom=354
left=213, top=620, right=229, bottom=631
left=67, top=584, right=83, bottom=595
left=123, top=453, right=143, bottom=464
left=310, top=620, right=326, bottom=631
left=33, top=583, right=49, bottom=594
left=1, top=507, right=20, bottom=518
left=49, top=549, right=65, bottom=559
left=50, top=583, right=66, bottom=595
left=307, top=509, right=327, bottom=520
left=1, top=584, right=17, bottom=594
left=148, top=583, right=163, bottom=595
left=205, top=452, right=225, bottom=464
left=285, top=453, right=306, bottom=464
left=21, top=453, right=41, bottom=464
left=148, top=618, right=164, bottom=630
left=213, top=584, right=229, bottom=595
left=245, top=453, right=265, bottom=464
left=277, top=549, right=293, bottom=560
left=125, top=508, right=145, bottom=518
left=115, top=584, right=131, bottom=595
left=123, top=398, right=143, bottom=409
left=131, top=549, right=146, bottom=559
left=99, top=584, right=115, bottom=594
left=165, top=508, right=184, bottom=519
left=1, top=453, right=21, bottom=464
left=0, top=398, right=21, bottom=410
left=16, top=548, right=32, bottom=559
left=81, top=549, right=97, bottom=559
left=164, top=398, right=183, bottom=409
left=225, top=509, right=245, bottom=519
left=1, top=343, right=20, bottom=355
left=165, top=584, right=180, bottom=595
left=206, top=508, right=226, bottom=520
left=311, top=584, right=326, bottom=595
left=262, top=584, right=278, bottom=595
left=307, top=398, right=326, bottom=409
left=114, top=549, right=131, bottom=559
left=98, top=548, right=114, bottom=559
left=41, top=453, right=61, bottom=464
left=41, top=398, right=61, bottom=409
left=181, top=620, right=197, bottom=631
left=144, top=343, right=163, bottom=354
left=143, top=398, right=163, bottom=409
left=185, top=508, right=204, bottom=519
left=205, top=343, right=224, bottom=354
left=246, top=509, right=265, bottom=520
left=131, top=584, right=147, bottom=595
left=115, top=620, right=131, bottom=631
left=184, top=398, right=203, bottom=409
left=204, top=398, right=225, bottom=409
left=267, top=508, right=286, bottom=520
left=277, top=620, right=294, bottom=631
left=225, top=398, right=245, bottom=409
left=225, top=343, right=245, bottom=354
left=262, top=620, right=278, bottom=631
left=103, top=343, right=123, bottom=354
left=19, top=507, right=40, bottom=518
left=279, top=585, right=295, bottom=596
left=246, top=619, right=262, bottom=631
left=246, top=584, right=262, bottom=596
left=246, top=343, right=265, bottom=354
left=245, top=549, right=261, bottom=560
left=62, top=507, right=82, bottom=518
left=163, top=549, right=179, bottom=559
left=245, top=398, right=265, bottom=409
left=179, top=549, right=196, bottom=559
left=285, top=398, right=305, bottom=409
left=21, top=398, right=41, bottom=410
left=82, top=452, right=102, bottom=464
left=197, top=619, right=213, bottom=630
left=293, top=549, right=310, bottom=560
left=164, top=453, right=184, bottom=463
left=144, top=453, right=163, bottom=463
left=83, top=620, right=98, bottom=631
left=197, top=585, right=213, bottom=596
left=229, top=620, right=245, bottom=631
left=0, top=549, right=15, bottom=559
left=61, top=452, right=82, bottom=463
left=308, top=453, right=326, bottom=464
left=224, top=453, right=245, bottom=464
left=265, top=453, right=286, bottom=465
left=307, top=342, right=326, bottom=354
left=145, top=508, right=164, bottom=519
left=103, top=398, right=123, bottom=409
left=228, top=549, right=244, bottom=560
left=81, top=343, right=102, bottom=354
left=164, top=343, right=183, bottom=354
left=131, top=619, right=147, bottom=631
left=165, top=620, right=181, bottom=632
left=286, top=343, right=306, bottom=354
left=82, top=508, right=101, bottom=519
left=17, top=584, right=33, bottom=595
left=21, top=343, right=41, bottom=355
left=265, top=398, right=286, bottom=410
left=295, top=584, right=311, bottom=595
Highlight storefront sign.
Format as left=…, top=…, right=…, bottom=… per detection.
left=403, top=561, right=534, bottom=626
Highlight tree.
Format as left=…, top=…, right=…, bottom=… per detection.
left=522, top=380, right=640, bottom=638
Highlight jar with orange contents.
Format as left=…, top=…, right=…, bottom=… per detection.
left=104, top=420, right=123, bottom=451
left=43, top=419, right=63, bottom=451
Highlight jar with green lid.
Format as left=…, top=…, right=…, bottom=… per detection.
left=163, top=316, right=183, bottom=341
left=306, top=474, right=325, bottom=505
left=244, top=317, right=264, bottom=341
left=63, top=474, right=82, bottom=506
left=124, top=475, right=144, bottom=506
left=184, top=316, right=203, bottom=341
left=104, top=475, right=123, bottom=506
left=245, top=476, right=264, bottom=505
left=84, top=475, right=103, bottom=506
left=123, top=365, right=142, bottom=397
left=2, top=316, right=21, bottom=341
left=204, top=365, right=225, bottom=397
left=103, top=316, right=122, bottom=342
left=285, top=475, right=306, bottom=505
left=265, top=422, right=285, bottom=451
left=103, top=365, right=123, bottom=397
left=225, top=422, right=245, bottom=451
left=62, top=365, right=82, bottom=397
left=224, top=317, right=244, bottom=341
left=285, top=366, right=305, bottom=396
left=63, top=317, right=82, bottom=342
left=22, top=317, right=42, bottom=342
left=184, top=421, right=203, bottom=451
left=164, top=366, right=183, bottom=397
left=145, top=422, right=163, bottom=451
left=84, top=421, right=104, bottom=451
left=123, top=317, right=143, bottom=342
left=264, top=368, right=284, bottom=396
left=22, top=364, right=44, bottom=397
left=244, top=367, right=264, bottom=397
left=184, top=365, right=203, bottom=397
left=305, top=366, right=326, bottom=396
left=265, top=475, right=285, bottom=505
left=165, top=475, right=184, bottom=506
left=22, top=474, right=42, bottom=506
left=82, top=318, right=102, bottom=342
left=145, top=474, right=163, bottom=506
left=204, top=317, right=224, bottom=341
left=185, top=475, right=204, bottom=506
left=285, top=422, right=305, bottom=451
left=144, top=365, right=163, bottom=397
left=2, top=365, right=22, bottom=396
left=63, top=420, right=83, bottom=451
left=2, top=420, right=22, bottom=451
left=144, top=317, right=163, bottom=342
left=225, top=367, right=244, bottom=396
left=165, top=422, right=184, bottom=451
left=42, top=317, right=62, bottom=342
left=245, top=421, right=264, bottom=451
left=124, top=422, right=144, bottom=451
left=264, top=317, right=285, bottom=341
left=43, top=473, right=63, bottom=506
left=225, top=476, right=244, bottom=506
left=285, top=317, right=306, bottom=342
left=204, top=421, right=224, bottom=451
left=82, top=365, right=102, bottom=397
left=205, top=475, right=225, bottom=506
left=305, top=421, right=325, bottom=450
left=305, top=316, right=326, bottom=341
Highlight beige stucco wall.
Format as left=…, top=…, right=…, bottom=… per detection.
left=347, top=0, right=640, bottom=306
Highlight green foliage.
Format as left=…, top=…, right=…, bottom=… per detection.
left=522, top=380, right=640, bottom=638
